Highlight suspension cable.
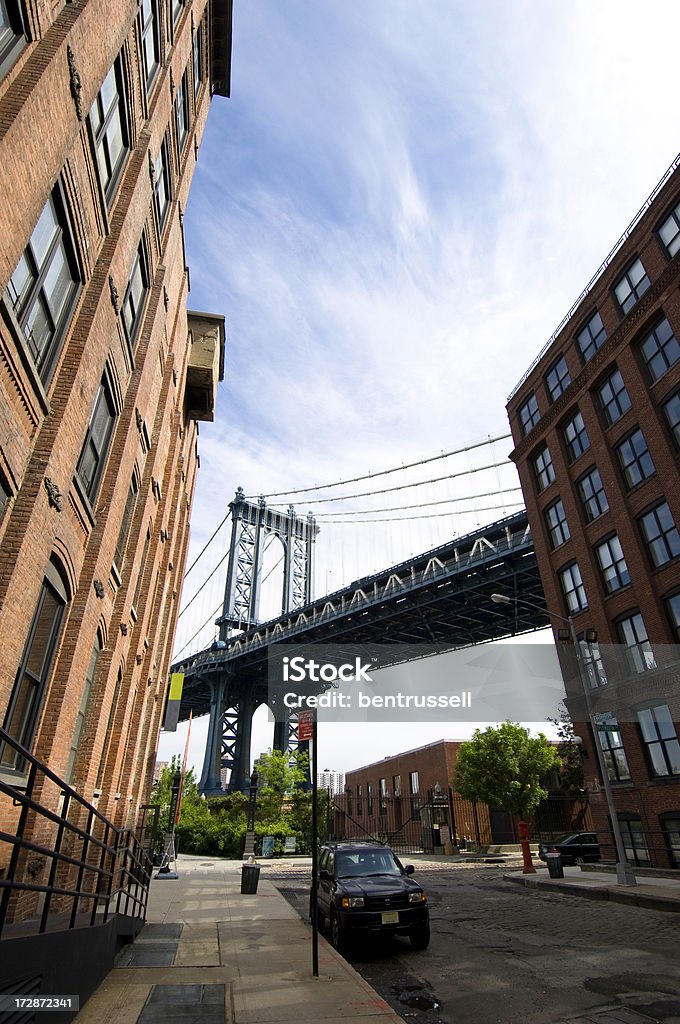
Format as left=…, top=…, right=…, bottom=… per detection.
left=178, top=552, right=229, bottom=619
left=310, top=486, right=523, bottom=517
left=183, top=510, right=232, bottom=579
left=246, top=433, right=512, bottom=499
left=321, top=501, right=525, bottom=524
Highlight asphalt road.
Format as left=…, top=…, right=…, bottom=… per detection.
left=270, top=861, right=680, bottom=1024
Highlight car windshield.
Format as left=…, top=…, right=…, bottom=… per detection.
left=336, top=850, right=402, bottom=877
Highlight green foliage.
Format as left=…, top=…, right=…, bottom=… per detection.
left=548, top=703, right=586, bottom=796
left=150, top=756, right=199, bottom=841
left=452, top=722, right=562, bottom=819
left=254, top=748, right=310, bottom=820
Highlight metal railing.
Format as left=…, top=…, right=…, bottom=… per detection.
left=0, top=727, right=151, bottom=940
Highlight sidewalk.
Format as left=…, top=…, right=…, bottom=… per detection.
left=505, top=863, right=680, bottom=912
left=73, top=855, right=406, bottom=1024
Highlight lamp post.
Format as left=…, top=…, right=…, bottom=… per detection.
left=490, top=592, right=636, bottom=886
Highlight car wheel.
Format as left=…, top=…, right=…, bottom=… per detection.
left=410, top=924, right=430, bottom=950
left=330, top=909, right=347, bottom=953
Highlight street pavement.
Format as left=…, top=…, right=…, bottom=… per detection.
left=73, top=854, right=680, bottom=1024
left=72, top=854, right=408, bottom=1024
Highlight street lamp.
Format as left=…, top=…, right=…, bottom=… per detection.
left=490, top=592, right=636, bottom=886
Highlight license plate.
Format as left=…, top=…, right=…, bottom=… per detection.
left=381, top=911, right=399, bottom=924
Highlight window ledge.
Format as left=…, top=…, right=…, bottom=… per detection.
left=0, top=768, right=29, bottom=790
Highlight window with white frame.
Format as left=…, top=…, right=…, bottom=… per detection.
left=544, top=498, right=570, bottom=550
left=638, top=501, right=680, bottom=568
left=153, top=138, right=171, bottom=234
left=617, top=611, right=655, bottom=673
left=193, top=20, right=203, bottom=98
left=121, top=240, right=150, bottom=349
left=172, top=0, right=183, bottom=25
left=576, top=311, right=607, bottom=362
left=545, top=355, right=571, bottom=402
left=175, top=68, right=190, bottom=156
left=577, top=467, right=609, bottom=522
left=89, top=59, right=129, bottom=205
left=637, top=704, right=680, bottom=777
left=533, top=445, right=555, bottom=493
left=615, top=428, right=655, bottom=490
left=595, top=714, right=630, bottom=782
left=597, top=368, right=631, bottom=426
left=140, top=0, right=160, bottom=93
left=595, top=534, right=630, bottom=593
left=614, top=258, right=650, bottom=315
left=639, top=317, right=680, bottom=383
left=559, top=562, right=587, bottom=614
left=658, top=200, right=680, bottom=258
left=579, top=637, right=608, bottom=688
left=6, top=185, right=81, bottom=384
left=0, top=0, right=27, bottom=80
left=563, top=410, right=590, bottom=462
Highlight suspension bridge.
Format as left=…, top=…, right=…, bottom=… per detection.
left=170, top=434, right=546, bottom=792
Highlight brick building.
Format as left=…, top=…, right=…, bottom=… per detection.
left=0, top=0, right=230, bottom=860
left=506, top=153, right=680, bottom=868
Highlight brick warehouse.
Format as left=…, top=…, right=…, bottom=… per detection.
left=506, top=154, right=680, bottom=869
left=0, top=0, right=230, bottom=875
left=340, top=740, right=589, bottom=855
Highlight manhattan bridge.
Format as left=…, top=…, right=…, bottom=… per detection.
left=170, top=433, right=548, bottom=793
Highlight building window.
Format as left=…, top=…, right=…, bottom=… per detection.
left=122, top=240, right=150, bottom=349
left=637, top=704, right=680, bottom=777
left=0, top=471, right=11, bottom=524
left=577, top=467, right=609, bottom=522
left=0, top=563, right=68, bottom=770
left=153, top=138, right=172, bottom=234
left=379, top=777, right=387, bottom=814
left=661, top=814, right=680, bottom=868
left=638, top=501, right=680, bottom=568
left=614, top=258, right=650, bottom=315
left=346, top=787, right=353, bottom=816
left=545, top=356, right=571, bottom=402
left=75, top=372, right=118, bottom=502
left=393, top=774, right=401, bottom=798
left=113, top=470, right=140, bottom=571
left=596, top=715, right=631, bottom=782
left=518, top=393, right=540, bottom=436
left=65, top=633, right=102, bottom=784
left=658, top=201, right=680, bottom=258
left=595, top=534, right=630, bottom=594
left=579, top=637, right=608, bottom=688
left=192, top=21, right=203, bottom=99
left=140, top=0, right=160, bottom=93
left=172, top=0, right=183, bottom=25
left=544, top=499, right=570, bottom=550
left=132, top=526, right=151, bottom=614
left=662, top=390, right=680, bottom=448
left=559, top=562, right=587, bottom=614
left=576, top=311, right=607, bottom=363
left=0, top=0, right=27, bottom=79
left=563, top=410, right=590, bottom=462
left=175, top=69, right=190, bottom=157
left=89, top=59, right=129, bottom=205
left=6, top=186, right=81, bottom=384
left=618, top=817, right=651, bottom=866
left=597, top=368, right=631, bottom=426
left=617, top=611, right=655, bottom=674
left=666, top=593, right=680, bottom=641
left=615, top=428, right=655, bottom=490
left=366, top=782, right=373, bottom=816
left=533, top=446, right=555, bottom=493
left=640, top=318, right=680, bottom=383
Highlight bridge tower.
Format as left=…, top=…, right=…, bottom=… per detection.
left=198, top=489, right=318, bottom=794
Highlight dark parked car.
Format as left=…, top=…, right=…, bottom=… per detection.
left=539, top=832, right=601, bottom=866
left=310, top=840, right=430, bottom=951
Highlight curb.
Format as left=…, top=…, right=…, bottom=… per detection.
left=503, top=873, right=680, bottom=913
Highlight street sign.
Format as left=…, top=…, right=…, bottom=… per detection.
left=597, top=724, right=620, bottom=733
left=298, top=710, right=315, bottom=741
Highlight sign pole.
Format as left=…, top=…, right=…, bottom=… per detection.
left=298, top=710, right=318, bottom=977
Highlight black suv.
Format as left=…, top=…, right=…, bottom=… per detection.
left=311, top=840, right=430, bottom=951
left=538, top=832, right=601, bottom=866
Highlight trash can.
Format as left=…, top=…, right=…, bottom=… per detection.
left=241, top=863, right=261, bottom=894
left=545, top=851, right=564, bottom=879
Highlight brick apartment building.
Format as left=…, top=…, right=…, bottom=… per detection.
left=0, top=0, right=230, bottom=861
left=506, top=153, right=680, bottom=868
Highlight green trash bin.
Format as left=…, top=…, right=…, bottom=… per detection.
left=545, top=852, right=564, bottom=879
left=241, top=863, right=261, bottom=894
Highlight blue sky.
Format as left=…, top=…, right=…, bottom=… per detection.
left=160, top=1, right=680, bottom=775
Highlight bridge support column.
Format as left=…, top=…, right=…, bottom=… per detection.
left=273, top=715, right=312, bottom=791
left=199, top=676, right=228, bottom=795
left=226, top=695, right=255, bottom=793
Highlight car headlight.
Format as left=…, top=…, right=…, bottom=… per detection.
left=409, top=891, right=427, bottom=903
left=341, top=896, right=365, bottom=908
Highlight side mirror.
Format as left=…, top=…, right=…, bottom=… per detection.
left=405, top=865, right=415, bottom=875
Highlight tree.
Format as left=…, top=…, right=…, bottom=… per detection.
left=548, top=703, right=586, bottom=796
left=254, top=748, right=310, bottom=820
left=150, top=756, right=200, bottom=837
left=452, top=722, right=561, bottom=820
